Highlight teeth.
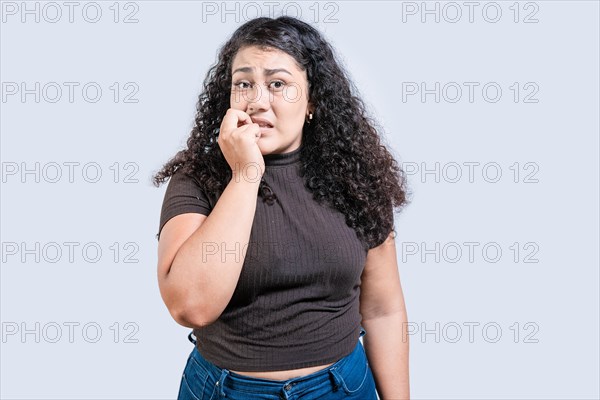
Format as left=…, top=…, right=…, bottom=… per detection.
left=253, top=120, right=271, bottom=127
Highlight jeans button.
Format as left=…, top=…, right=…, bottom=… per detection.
left=284, top=383, right=292, bottom=390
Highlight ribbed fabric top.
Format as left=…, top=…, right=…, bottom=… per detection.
left=262, top=144, right=302, bottom=166
left=157, top=145, right=378, bottom=371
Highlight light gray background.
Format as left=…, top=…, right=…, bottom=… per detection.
left=1, top=1, right=598, bottom=399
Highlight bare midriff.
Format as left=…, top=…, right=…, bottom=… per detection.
left=229, top=361, right=336, bottom=381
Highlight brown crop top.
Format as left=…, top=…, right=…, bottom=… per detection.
left=157, top=144, right=391, bottom=371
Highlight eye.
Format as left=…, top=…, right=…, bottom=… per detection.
left=233, top=81, right=251, bottom=90
left=269, top=80, right=286, bottom=90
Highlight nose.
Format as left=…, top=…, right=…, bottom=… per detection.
left=245, top=83, right=271, bottom=113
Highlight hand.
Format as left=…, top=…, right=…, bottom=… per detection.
left=217, top=108, right=265, bottom=182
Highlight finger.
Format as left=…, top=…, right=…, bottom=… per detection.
left=248, top=123, right=260, bottom=136
left=235, top=122, right=259, bottom=137
left=222, top=109, right=249, bottom=132
left=221, top=109, right=237, bottom=135
left=236, top=111, right=253, bottom=128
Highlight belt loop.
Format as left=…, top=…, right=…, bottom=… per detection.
left=328, top=367, right=343, bottom=391
left=187, top=331, right=197, bottom=345
left=216, top=369, right=230, bottom=397
left=360, top=326, right=367, bottom=338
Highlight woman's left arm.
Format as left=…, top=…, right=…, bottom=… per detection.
left=359, top=232, right=410, bottom=399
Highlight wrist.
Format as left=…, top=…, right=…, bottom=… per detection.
left=230, top=171, right=263, bottom=187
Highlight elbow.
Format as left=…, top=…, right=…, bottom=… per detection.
left=158, top=277, right=223, bottom=329
left=172, top=301, right=216, bottom=329
left=159, top=278, right=216, bottom=328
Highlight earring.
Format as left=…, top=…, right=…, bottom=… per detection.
left=305, top=112, right=313, bottom=124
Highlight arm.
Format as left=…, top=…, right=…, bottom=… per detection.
left=157, top=175, right=261, bottom=328
left=359, top=232, right=410, bottom=399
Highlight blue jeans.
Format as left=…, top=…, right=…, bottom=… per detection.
left=178, top=327, right=378, bottom=399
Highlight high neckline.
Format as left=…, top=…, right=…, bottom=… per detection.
left=263, top=145, right=302, bottom=166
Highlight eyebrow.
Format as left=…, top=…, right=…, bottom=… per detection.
left=232, top=67, right=293, bottom=76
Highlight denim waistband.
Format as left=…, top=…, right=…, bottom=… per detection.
left=188, top=327, right=367, bottom=399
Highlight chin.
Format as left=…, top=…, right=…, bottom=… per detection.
left=257, top=139, right=273, bottom=153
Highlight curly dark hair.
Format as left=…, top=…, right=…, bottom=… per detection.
left=152, top=16, right=411, bottom=250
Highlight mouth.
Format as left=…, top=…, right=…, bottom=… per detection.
left=251, top=117, right=274, bottom=128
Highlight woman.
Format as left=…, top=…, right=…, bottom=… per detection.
left=153, top=16, right=411, bottom=399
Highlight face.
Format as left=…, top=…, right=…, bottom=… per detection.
left=230, top=45, right=313, bottom=154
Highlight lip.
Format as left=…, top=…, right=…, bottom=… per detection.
left=250, top=117, right=274, bottom=128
